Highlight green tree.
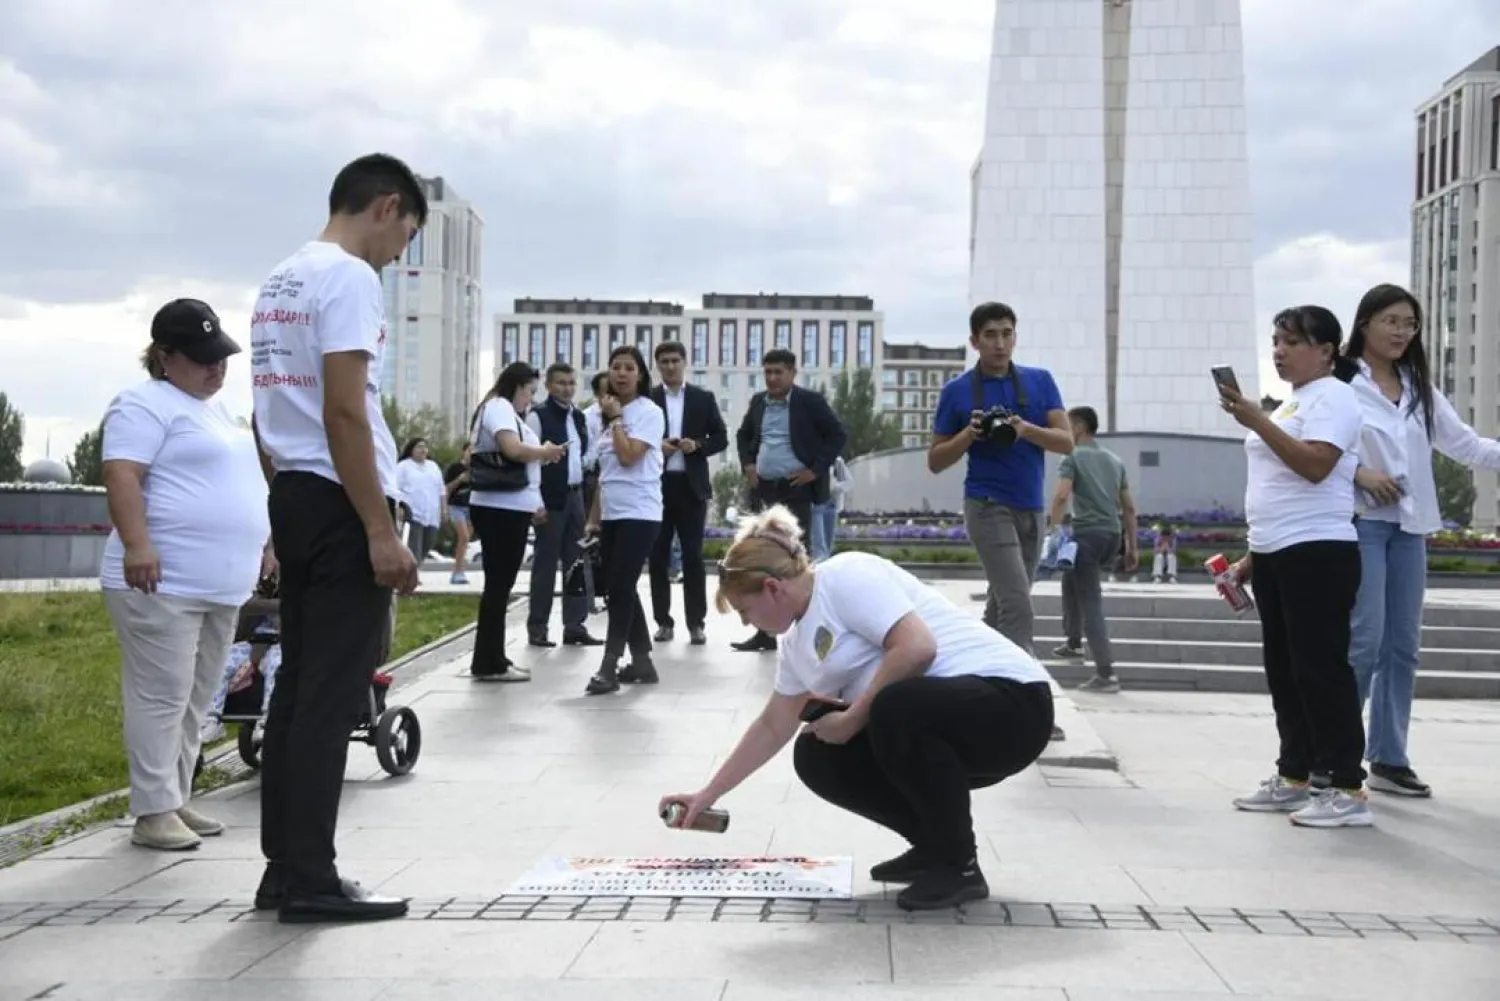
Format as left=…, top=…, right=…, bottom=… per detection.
left=1433, top=452, right=1477, bottom=528
left=381, top=397, right=463, bottom=467
left=0, top=392, right=24, bottom=482
left=711, top=464, right=749, bottom=525
left=823, top=368, right=900, bottom=459
left=67, top=424, right=104, bottom=487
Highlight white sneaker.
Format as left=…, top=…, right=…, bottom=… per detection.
left=131, top=812, right=202, bottom=851
left=1289, top=788, right=1375, bottom=828
left=1233, top=774, right=1311, bottom=813
left=177, top=805, right=225, bottom=837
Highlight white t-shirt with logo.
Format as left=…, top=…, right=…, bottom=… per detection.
left=470, top=397, right=543, bottom=514
left=249, top=240, right=399, bottom=497
left=598, top=396, right=665, bottom=522
left=773, top=552, right=1050, bottom=701
left=99, top=379, right=270, bottom=606
left=1244, top=375, right=1361, bottom=553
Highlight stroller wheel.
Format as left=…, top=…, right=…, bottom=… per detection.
left=237, top=723, right=263, bottom=770
left=375, top=706, right=421, bottom=776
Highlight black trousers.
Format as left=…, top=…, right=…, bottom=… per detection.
left=601, top=519, right=660, bottom=660
left=751, top=478, right=814, bottom=542
left=650, top=474, right=708, bottom=630
left=527, top=487, right=589, bottom=638
left=261, top=472, right=393, bottom=895
left=793, top=675, right=1054, bottom=868
left=469, top=505, right=533, bottom=676
left=1250, top=541, right=1366, bottom=790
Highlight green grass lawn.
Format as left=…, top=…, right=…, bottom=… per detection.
left=0, top=590, right=479, bottom=828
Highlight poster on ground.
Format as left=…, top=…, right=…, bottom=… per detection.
left=507, top=855, right=855, bottom=899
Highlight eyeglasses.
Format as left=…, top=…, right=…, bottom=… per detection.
left=1376, top=316, right=1420, bottom=333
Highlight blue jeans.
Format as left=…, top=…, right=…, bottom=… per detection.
left=810, top=501, right=838, bottom=562
left=1349, top=518, right=1427, bottom=768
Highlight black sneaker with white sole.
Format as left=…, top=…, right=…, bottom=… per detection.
left=1368, top=763, right=1431, bottom=798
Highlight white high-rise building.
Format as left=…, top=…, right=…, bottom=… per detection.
left=379, top=175, right=483, bottom=438
left=969, top=0, right=1258, bottom=435
left=493, top=293, right=884, bottom=464
left=1412, top=47, right=1500, bottom=531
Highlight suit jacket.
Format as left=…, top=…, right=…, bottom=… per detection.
left=736, top=385, right=849, bottom=504
left=650, top=383, right=729, bottom=501
left=531, top=396, right=588, bottom=512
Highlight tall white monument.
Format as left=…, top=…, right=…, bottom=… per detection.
left=969, top=0, right=1260, bottom=434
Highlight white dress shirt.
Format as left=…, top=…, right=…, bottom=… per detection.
left=527, top=399, right=584, bottom=487
left=1351, top=358, right=1500, bottom=536
left=661, top=384, right=687, bottom=473
left=582, top=402, right=605, bottom=471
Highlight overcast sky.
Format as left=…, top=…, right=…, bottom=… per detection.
left=3, top=0, right=1497, bottom=460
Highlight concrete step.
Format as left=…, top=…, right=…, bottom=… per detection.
left=1035, top=633, right=1498, bottom=674
left=1017, top=591, right=1500, bottom=629
left=1035, top=614, right=1500, bottom=650
left=1042, top=660, right=1500, bottom=700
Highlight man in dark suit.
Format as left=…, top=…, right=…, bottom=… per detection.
left=649, top=340, right=729, bottom=644
left=526, top=363, right=603, bottom=647
left=733, top=347, right=848, bottom=651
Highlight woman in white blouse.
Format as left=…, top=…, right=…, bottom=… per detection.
left=396, top=437, right=446, bottom=563
left=101, top=298, right=272, bottom=851
left=467, top=362, right=565, bottom=682
left=583, top=346, right=665, bottom=695
left=1343, top=284, right=1500, bottom=798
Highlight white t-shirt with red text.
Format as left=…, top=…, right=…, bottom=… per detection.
left=249, top=241, right=398, bottom=497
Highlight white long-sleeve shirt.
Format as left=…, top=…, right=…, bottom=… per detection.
left=1351, top=359, right=1500, bottom=536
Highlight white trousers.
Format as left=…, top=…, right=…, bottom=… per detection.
left=104, top=589, right=239, bottom=817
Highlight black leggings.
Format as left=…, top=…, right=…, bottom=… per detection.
left=793, top=675, right=1054, bottom=868
left=1250, top=541, right=1366, bottom=790
left=469, top=506, right=533, bottom=675
left=601, top=519, right=660, bottom=661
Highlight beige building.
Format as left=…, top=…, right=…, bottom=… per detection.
left=880, top=343, right=967, bottom=448
left=1412, top=47, right=1500, bottom=529
left=493, top=293, right=884, bottom=465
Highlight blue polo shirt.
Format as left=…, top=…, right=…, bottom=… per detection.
left=933, top=364, right=1065, bottom=511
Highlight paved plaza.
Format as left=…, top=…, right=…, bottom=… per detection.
left=0, top=577, right=1497, bottom=998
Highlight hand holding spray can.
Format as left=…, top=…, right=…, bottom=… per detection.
left=661, top=802, right=731, bottom=833
left=1205, top=553, right=1254, bottom=615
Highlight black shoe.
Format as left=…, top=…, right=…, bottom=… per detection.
left=528, top=635, right=556, bottom=648
left=278, top=879, right=409, bottom=924
left=562, top=631, right=604, bottom=647
left=896, top=862, right=989, bottom=912
left=689, top=627, right=707, bottom=646
left=731, top=631, right=777, bottom=653
left=869, top=846, right=930, bottom=884
left=1049, top=725, right=1065, bottom=742
left=619, top=660, right=660, bottom=685
left=253, top=865, right=284, bottom=910
left=1369, top=763, right=1432, bottom=798
left=586, top=660, right=621, bottom=695
left=654, top=625, right=674, bottom=642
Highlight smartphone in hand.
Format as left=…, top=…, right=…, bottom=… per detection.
left=799, top=697, right=849, bottom=723
left=1211, top=365, right=1240, bottom=395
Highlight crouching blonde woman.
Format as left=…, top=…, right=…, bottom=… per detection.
left=658, top=505, right=1055, bottom=911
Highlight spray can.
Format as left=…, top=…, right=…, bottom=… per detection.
left=1205, top=553, right=1254, bottom=615
left=661, top=802, right=731, bottom=833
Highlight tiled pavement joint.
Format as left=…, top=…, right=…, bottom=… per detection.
left=2, top=897, right=1497, bottom=942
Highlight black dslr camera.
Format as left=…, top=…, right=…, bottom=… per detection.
left=975, top=406, right=1019, bottom=446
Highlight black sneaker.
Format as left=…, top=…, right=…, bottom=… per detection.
left=869, top=846, right=929, bottom=884
left=619, top=660, right=660, bottom=685
left=1369, top=763, right=1432, bottom=798
left=896, top=862, right=989, bottom=911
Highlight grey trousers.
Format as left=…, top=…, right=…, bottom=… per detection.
left=1061, top=529, right=1121, bottom=678
left=964, top=498, right=1042, bottom=653
left=527, top=487, right=589, bottom=637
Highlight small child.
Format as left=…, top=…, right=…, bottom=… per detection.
left=200, top=616, right=281, bottom=742
left=1152, top=524, right=1179, bottom=583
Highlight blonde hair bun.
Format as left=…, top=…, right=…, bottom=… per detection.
left=734, top=504, right=805, bottom=557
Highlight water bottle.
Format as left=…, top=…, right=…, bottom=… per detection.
left=1205, top=553, right=1254, bottom=615
left=661, top=802, right=731, bottom=833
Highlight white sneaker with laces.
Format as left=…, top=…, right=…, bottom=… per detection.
left=1289, top=788, right=1375, bottom=828
left=1232, top=774, right=1311, bottom=813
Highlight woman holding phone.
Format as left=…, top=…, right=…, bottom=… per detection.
left=1342, top=284, right=1500, bottom=798
left=658, top=505, right=1054, bottom=911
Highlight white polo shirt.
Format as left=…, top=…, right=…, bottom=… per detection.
left=773, top=552, right=1050, bottom=702
left=249, top=240, right=399, bottom=497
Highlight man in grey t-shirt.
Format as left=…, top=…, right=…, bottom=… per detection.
left=1047, top=406, right=1138, bottom=691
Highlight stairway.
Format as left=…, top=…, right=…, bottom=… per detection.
left=1019, top=585, right=1500, bottom=699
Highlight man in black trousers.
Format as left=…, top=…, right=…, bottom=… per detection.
left=249, top=153, right=424, bottom=923
left=527, top=363, right=603, bottom=647
left=649, top=340, right=728, bottom=645
left=732, top=348, right=848, bottom=651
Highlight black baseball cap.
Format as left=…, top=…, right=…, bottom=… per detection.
left=150, top=298, right=241, bottom=365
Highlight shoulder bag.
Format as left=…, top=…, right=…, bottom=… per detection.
left=469, top=406, right=530, bottom=492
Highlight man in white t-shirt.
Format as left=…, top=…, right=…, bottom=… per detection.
left=248, top=153, right=426, bottom=924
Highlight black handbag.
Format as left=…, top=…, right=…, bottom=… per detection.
left=469, top=413, right=529, bottom=492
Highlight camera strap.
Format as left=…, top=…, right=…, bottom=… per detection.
left=970, top=364, right=1028, bottom=414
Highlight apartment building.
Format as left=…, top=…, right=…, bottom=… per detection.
left=880, top=342, right=968, bottom=448
left=1412, top=47, right=1500, bottom=530
left=379, top=175, right=484, bottom=438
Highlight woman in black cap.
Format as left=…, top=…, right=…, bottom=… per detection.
left=100, top=298, right=274, bottom=851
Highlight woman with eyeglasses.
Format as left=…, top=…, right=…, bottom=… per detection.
left=1343, top=284, right=1500, bottom=798
left=1216, top=306, right=1371, bottom=828
left=658, top=505, right=1054, bottom=911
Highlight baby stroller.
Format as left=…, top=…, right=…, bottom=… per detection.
left=196, top=574, right=423, bottom=780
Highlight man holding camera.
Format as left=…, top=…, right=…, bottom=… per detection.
left=929, top=302, right=1074, bottom=654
